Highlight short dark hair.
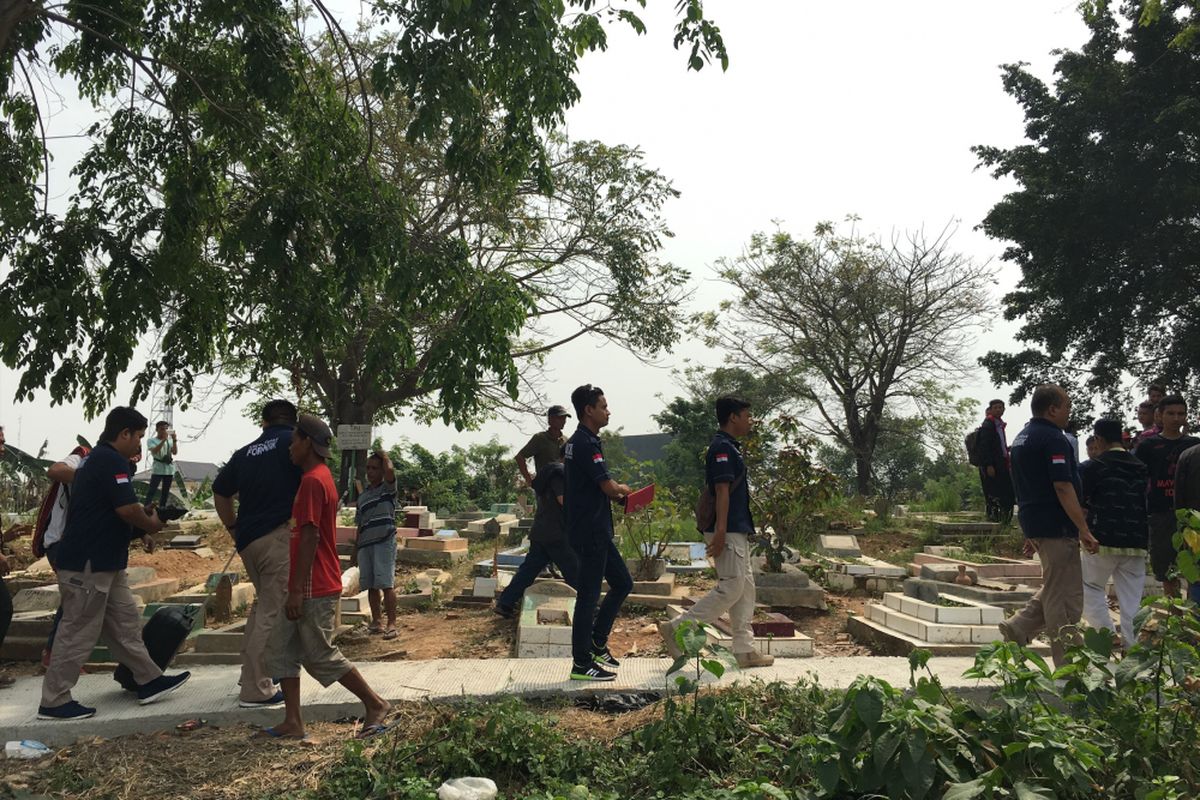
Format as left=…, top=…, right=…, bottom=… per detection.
left=1149, top=383, right=1166, bottom=395
left=570, top=384, right=604, bottom=418
left=1138, top=400, right=1155, bottom=411
left=261, top=399, right=299, bottom=426
left=1029, top=384, right=1067, bottom=417
left=1093, top=418, right=1123, bottom=444
left=155, top=420, right=169, bottom=430
left=1159, top=394, right=1187, bottom=412
left=987, top=398, right=1004, bottom=409
left=366, top=452, right=385, bottom=464
left=100, top=406, right=149, bottom=443
left=716, top=396, right=752, bottom=426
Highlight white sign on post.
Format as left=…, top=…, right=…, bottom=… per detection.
left=336, top=424, right=374, bottom=451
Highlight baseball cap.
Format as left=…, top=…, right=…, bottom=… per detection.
left=547, top=404, right=571, bottom=418
left=295, top=414, right=334, bottom=458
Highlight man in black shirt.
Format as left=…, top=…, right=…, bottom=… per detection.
left=564, top=384, right=632, bottom=682
left=1133, top=394, right=1198, bottom=598
left=1079, top=418, right=1149, bottom=648
left=659, top=396, right=773, bottom=667
left=1001, top=385, right=1098, bottom=667
left=39, top=407, right=191, bottom=720
left=213, top=399, right=302, bottom=708
left=976, top=399, right=1014, bottom=524
left=493, top=455, right=580, bottom=617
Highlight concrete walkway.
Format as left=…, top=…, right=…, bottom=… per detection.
left=0, top=656, right=984, bottom=746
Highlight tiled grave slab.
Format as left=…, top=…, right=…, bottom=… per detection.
left=817, top=534, right=861, bottom=558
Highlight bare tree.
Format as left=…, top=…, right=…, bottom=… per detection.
left=715, top=219, right=994, bottom=495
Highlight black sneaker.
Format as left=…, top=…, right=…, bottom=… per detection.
left=37, top=700, right=97, bottom=720
left=492, top=602, right=517, bottom=619
left=137, top=671, right=191, bottom=705
left=592, top=646, right=620, bottom=670
left=570, top=662, right=616, bottom=682
left=238, top=689, right=285, bottom=709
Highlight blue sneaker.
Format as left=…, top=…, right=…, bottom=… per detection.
left=37, top=700, right=97, bottom=720
left=238, top=689, right=285, bottom=709
left=137, top=671, right=190, bottom=705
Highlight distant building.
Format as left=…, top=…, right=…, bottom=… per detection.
left=621, top=433, right=673, bottom=463
left=134, top=460, right=221, bottom=494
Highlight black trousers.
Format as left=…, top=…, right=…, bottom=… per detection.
left=0, top=575, right=12, bottom=655
left=569, top=536, right=632, bottom=665
left=980, top=466, right=1015, bottom=523
left=145, top=473, right=173, bottom=506
left=496, top=539, right=581, bottom=610
left=45, top=542, right=64, bottom=652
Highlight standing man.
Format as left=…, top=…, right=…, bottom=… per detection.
left=564, top=385, right=633, bottom=682
left=999, top=385, right=1099, bottom=668
left=1078, top=419, right=1149, bottom=649
left=356, top=451, right=399, bottom=640
left=493, top=452, right=580, bottom=618
left=1133, top=395, right=1198, bottom=598
left=264, top=414, right=390, bottom=741
left=659, top=396, right=773, bottom=668
left=516, top=405, right=571, bottom=487
left=976, top=399, right=1014, bottom=524
left=38, top=407, right=191, bottom=720
left=144, top=421, right=177, bottom=509
left=212, top=399, right=301, bottom=709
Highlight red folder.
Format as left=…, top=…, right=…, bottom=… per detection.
left=624, top=484, right=655, bottom=513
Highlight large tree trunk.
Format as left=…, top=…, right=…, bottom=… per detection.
left=0, top=1, right=35, bottom=59
left=330, top=393, right=374, bottom=501
left=854, top=451, right=872, bottom=497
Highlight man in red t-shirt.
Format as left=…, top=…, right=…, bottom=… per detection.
left=263, top=414, right=390, bottom=741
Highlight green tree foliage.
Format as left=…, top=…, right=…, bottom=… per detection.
left=975, top=0, right=1200, bottom=405
left=714, top=220, right=993, bottom=495
left=385, top=437, right=518, bottom=511
left=0, top=1, right=724, bottom=423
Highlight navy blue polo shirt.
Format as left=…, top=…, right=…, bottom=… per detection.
left=563, top=425, right=613, bottom=542
left=1010, top=417, right=1081, bottom=539
left=212, top=424, right=303, bottom=552
left=704, top=431, right=755, bottom=534
left=55, top=442, right=142, bottom=573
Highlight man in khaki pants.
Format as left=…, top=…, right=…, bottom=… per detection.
left=999, top=385, right=1100, bottom=667
left=213, top=400, right=302, bottom=708
left=660, top=396, right=772, bottom=668
left=38, top=407, right=191, bottom=719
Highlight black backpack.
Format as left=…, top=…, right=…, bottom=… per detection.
left=965, top=426, right=985, bottom=467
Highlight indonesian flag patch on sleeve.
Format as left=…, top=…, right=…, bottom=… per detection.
left=1050, top=455, right=1066, bottom=465
left=715, top=453, right=729, bottom=463
left=592, top=453, right=604, bottom=463
left=115, top=473, right=130, bottom=484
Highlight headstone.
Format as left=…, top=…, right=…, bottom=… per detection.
left=817, top=534, right=861, bottom=558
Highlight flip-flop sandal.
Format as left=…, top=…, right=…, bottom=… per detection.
left=383, top=628, right=398, bottom=640
left=367, top=624, right=384, bottom=635
left=253, top=726, right=313, bottom=743
left=356, top=722, right=390, bottom=740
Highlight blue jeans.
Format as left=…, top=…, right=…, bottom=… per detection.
left=570, top=536, right=632, bottom=665
left=497, top=539, right=581, bottom=611
left=145, top=473, right=173, bottom=506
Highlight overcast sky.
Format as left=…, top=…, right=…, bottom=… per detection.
left=0, top=1, right=1095, bottom=467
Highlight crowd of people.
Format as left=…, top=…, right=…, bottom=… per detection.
left=0, top=386, right=769, bottom=732
left=980, top=383, right=1200, bottom=666
left=1, top=379, right=1194, bottom=726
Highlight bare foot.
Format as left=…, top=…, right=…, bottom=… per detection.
left=259, top=721, right=306, bottom=739
left=363, top=700, right=391, bottom=729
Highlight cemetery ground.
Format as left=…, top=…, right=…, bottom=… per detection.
left=3, top=510, right=1194, bottom=798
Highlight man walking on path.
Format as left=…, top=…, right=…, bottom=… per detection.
left=564, top=385, right=633, bottom=682
left=356, top=451, right=399, bottom=639
left=659, top=396, right=773, bottom=668
left=516, top=405, right=571, bottom=487
left=1000, top=385, right=1099, bottom=668
left=39, top=407, right=191, bottom=720
left=494, top=452, right=580, bottom=618
left=263, top=414, right=390, bottom=742
left=1133, top=395, right=1198, bottom=598
left=213, top=399, right=301, bottom=708
left=143, top=421, right=177, bottom=509
left=1078, top=419, right=1149, bottom=648
left=976, top=399, right=1015, bottom=524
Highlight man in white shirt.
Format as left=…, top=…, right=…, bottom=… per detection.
left=39, top=446, right=89, bottom=666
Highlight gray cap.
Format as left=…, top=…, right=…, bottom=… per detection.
left=547, top=404, right=571, bottom=418
left=295, top=414, right=333, bottom=458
